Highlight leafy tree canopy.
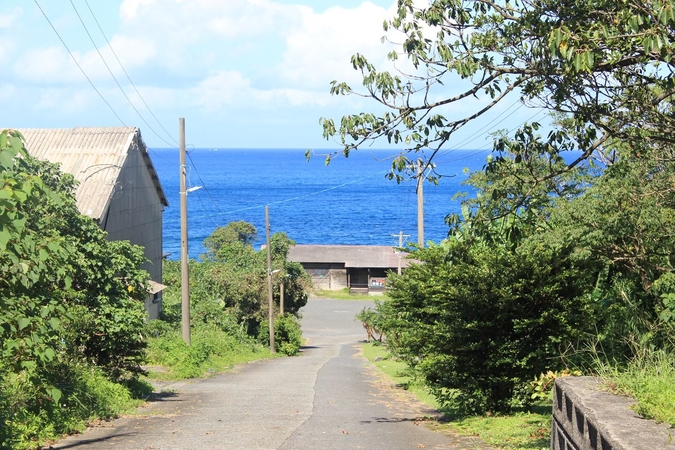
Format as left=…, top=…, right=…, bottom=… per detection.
left=166, top=224, right=310, bottom=334
left=320, top=0, right=675, bottom=185
left=203, top=220, right=258, bottom=260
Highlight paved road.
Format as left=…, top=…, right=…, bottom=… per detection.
left=50, top=298, right=489, bottom=450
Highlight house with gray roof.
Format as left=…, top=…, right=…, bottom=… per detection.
left=286, top=244, right=412, bottom=294
left=17, top=126, right=168, bottom=319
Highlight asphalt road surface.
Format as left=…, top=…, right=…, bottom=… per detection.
left=50, top=298, right=490, bottom=450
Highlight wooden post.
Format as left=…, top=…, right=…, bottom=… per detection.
left=265, top=206, right=275, bottom=353
left=417, top=160, right=425, bottom=247
left=179, top=118, right=190, bottom=345
left=280, top=282, right=284, bottom=316
left=398, top=230, right=403, bottom=275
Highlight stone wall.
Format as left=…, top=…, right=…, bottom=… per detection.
left=551, top=376, right=673, bottom=450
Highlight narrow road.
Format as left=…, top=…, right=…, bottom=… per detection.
left=50, top=298, right=489, bottom=450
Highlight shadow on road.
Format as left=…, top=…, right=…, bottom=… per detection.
left=146, top=390, right=180, bottom=402
left=46, top=432, right=135, bottom=449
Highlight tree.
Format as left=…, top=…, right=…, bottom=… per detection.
left=165, top=224, right=310, bottom=335
left=321, top=0, right=675, bottom=415
left=203, top=220, right=258, bottom=260
left=381, top=153, right=597, bottom=414
left=320, top=0, right=675, bottom=185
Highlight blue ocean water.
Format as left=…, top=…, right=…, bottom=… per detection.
left=150, top=148, right=491, bottom=260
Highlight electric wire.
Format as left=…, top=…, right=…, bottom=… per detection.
left=82, top=0, right=180, bottom=147
left=32, top=0, right=128, bottom=128
left=185, top=164, right=219, bottom=230
left=186, top=150, right=223, bottom=214
left=188, top=168, right=391, bottom=221
left=68, top=0, right=178, bottom=149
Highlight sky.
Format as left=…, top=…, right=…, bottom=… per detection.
left=1, top=0, right=545, bottom=149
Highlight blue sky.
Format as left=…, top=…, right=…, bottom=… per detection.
left=1, top=0, right=544, bottom=149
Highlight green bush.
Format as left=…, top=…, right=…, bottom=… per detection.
left=594, top=341, right=675, bottom=427
left=146, top=322, right=266, bottom=380
left=258, top=314, right=303, bottom=356
left=0, top=358, right=144, bottom=450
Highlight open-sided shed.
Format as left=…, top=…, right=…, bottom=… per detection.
left=286, top=244, right=412, bottom=294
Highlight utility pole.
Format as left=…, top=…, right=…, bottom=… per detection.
left=397, top=231, right=403, bottom=275
left=391, top=231, right=409, bottom=275
left=279, top=282, right=284, bottom=316
left=417, top=159, right=425, bottom=247
left=179, top=118, right=190, bottom=345
left=265, top=206, right=276, bottom=353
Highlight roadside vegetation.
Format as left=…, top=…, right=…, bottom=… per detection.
left=0, top=131, right=310, bottom=450
left=0, top=131, right=154, bottom=449
left=362, top=343, right=551, bottom=449
left=312, top=288, right=385, bottom=301
left=144, top=222, right=310, bottom=381
left=332, top=0, right=675, bottom=446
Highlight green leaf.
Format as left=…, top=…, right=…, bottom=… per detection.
left=49, top=317, right=61, bottom=330
left=48, top=387, right=62, bottom=404
left=43, top=347, right=56, bottom=361
left=18, top=317, right=30, bottom=330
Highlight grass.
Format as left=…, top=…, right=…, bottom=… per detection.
left=311, top=288, right=386, bottom=301
left=362, top=343, right=552, bottom=450
left=595, top=347, right=675, bottom=427
left=146, top=327, right=274, bottom=381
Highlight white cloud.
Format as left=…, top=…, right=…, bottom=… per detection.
left=107, top=35, right=156, bottom=69
left=276, top=2, right=397, bottom=90
left=190, top=70, right=252, bottom=111
left=35, top=87, right=97, bottom=114
left=186, top=70, right=340, bottom=112
left=0, top=7, right=22, bottom=29
left=13, top=47, right=79, bottom=84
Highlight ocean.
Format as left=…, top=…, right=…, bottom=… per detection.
left=150, top=148, right=491, bottom=260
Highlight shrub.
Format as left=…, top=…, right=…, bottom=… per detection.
left=258, top=314, right=303, bottom=356
left=0, top=358, right=143, bottom=450
left=146, top=322, right=266, bottom=380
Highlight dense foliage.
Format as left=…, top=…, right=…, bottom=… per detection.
left=323, top=0, right=675, bottom=415
left=150, top=222, right=311, bottom=367
left=0, top=130, right=151, bottom=448
left=380, top=143, right=675, bottom=414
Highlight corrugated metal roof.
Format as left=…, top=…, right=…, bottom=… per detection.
left=13, top=127, right=168, bottom=220
left=287, top=245, right=413, bottom=269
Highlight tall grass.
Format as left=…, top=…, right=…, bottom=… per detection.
left=595, top=346, right=675, bottom=427
left=145, top=321, right=270, bottom=380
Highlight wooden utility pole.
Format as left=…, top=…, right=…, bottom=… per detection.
left=265, top=206, right=276, bottom=353
left=391, top=231, right=409, bottom=275
left=179, top=118, right=190, bottom=345
left=417, top=160, right=425, bottom=247
left=280, top=282, right=284, bottom=316
left=398, top=231, right=403, bottom=275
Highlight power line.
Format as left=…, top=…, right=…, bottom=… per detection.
left=68, top=0, right=178, bottom=149
left=184, top=164, right=219, bottom=230
left=187, top=150, right=223, bottom=214
left=33, top=0, right=129, bottom=128
left=187, top=169, right=390, bottom=221
left=82, top=0, right=180, bottom=147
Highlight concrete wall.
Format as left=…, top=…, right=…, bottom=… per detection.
left=551, top=377, right=674, bottom=450
left=101, top=139, right=164, bottom=319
